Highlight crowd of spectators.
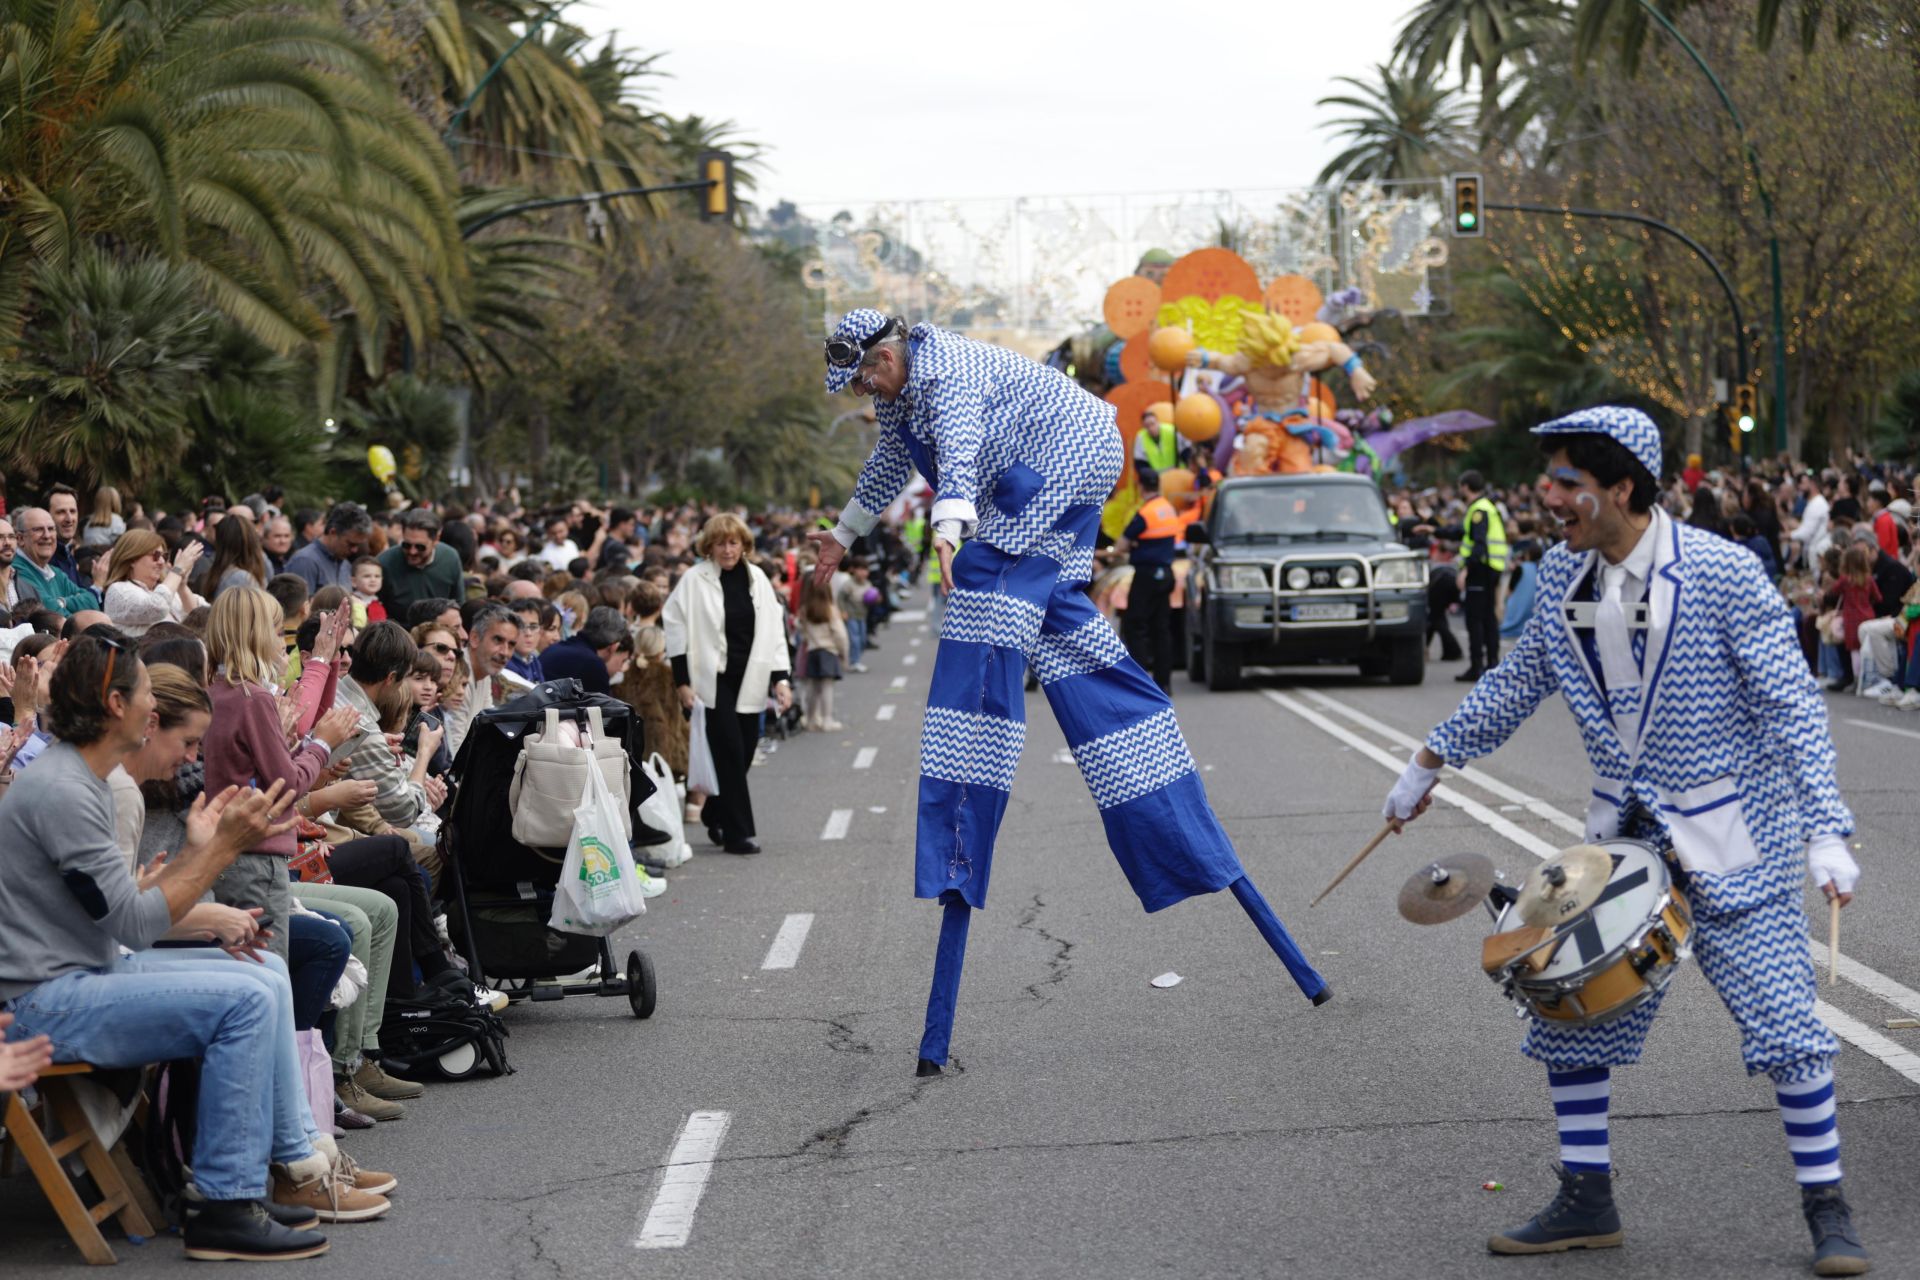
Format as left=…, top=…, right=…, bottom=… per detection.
left=0, top=481, right=919, bottom=1262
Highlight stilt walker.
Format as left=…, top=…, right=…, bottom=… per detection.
left=810, top=310, right=1329, bottom=1078
left=1383, top=407, right=1871, bottom=1278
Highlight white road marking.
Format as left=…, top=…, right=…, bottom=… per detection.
left=760, top=914, right=815, bottom=970
left=1843, top=717, right=1920, bottom=743
left=820, top=808, right=853, bottom=840
left=852, top=747, right=878, bottom=770
left=910, top=636, right=923, bottom=647
left=877, top=704, right=897, bottom=721
left=890, top=676, right=908, bottom=689
left=1267, top=688, right=1920, bottom=1072
left=903, top=654, right=918, bottom=666
left=633, top=1110, right=732, bottom=1249
left=918, top=623, right=930, bottom=633
left=893, top=610, right=927, bottom=622
left=1051, top=747, right=1075, bottom=764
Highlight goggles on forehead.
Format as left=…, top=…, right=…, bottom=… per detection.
left=824, top=316, right=903, bottom=368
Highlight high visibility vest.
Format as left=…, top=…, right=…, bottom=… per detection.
left=1459, top=496, right=1509, bottom=572
left=1133, top=496, right=1185, bottom=542
left=903, top=515, right=927, bottom=551
left=1137, top=426, right=1179, bottom=473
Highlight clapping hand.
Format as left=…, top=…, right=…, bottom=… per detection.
left=313, top=704, right=361, bottom=751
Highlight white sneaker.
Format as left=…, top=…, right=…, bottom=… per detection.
left=1861, top=679, right=1896, bottom=699
left=821, top=719, right=847, bottom=731
left=637, top=872, right=667, bottom=899
left=1898, top=690, right=1920, bottom=711
left=850, top=662, right=869, bottom=673
left=472, top=983, right=509, bottom=1013
left=1878, top=685, right=1905, bottom=705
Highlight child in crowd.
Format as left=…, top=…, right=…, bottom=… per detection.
left=505, top=599, right=545, bottom=684
left=350, top=557, right=388, bottom=626
left=1822, top=543, right=1881, bottom=690
left=835, top=558, right=873, bottom=673
left=798, top=578, right=849, bottom=732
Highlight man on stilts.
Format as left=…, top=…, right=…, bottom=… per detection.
left=1383, top=407, right=1870, bottom=1277
left=809, top=310, right=1329, bottom=1079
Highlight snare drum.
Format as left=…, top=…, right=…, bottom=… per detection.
left=1493, top=839, right=1693, bottom=1026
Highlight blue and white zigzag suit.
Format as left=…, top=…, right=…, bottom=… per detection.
left=1427, top=508, right=1847, bottom=1084
left=837, top=323, right=1326, bottom=1066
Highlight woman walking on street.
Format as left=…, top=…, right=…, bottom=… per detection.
left=662, top=513, right=791, bottom=855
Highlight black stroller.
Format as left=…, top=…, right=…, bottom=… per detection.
left=441, top=678, right=661, bottom=1019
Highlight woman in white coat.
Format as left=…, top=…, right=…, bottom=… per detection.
left=662, top=514, right=792, bottom=854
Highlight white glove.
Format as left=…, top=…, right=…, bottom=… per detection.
left=1806, top=834, right=1859, bottom=896
left=1383, top=750, right=1442, bottom=821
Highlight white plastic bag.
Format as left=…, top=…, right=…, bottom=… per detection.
left=549, top=760, right=647, bottom=936
left=687, top=699, right=721, bottom=796
left=637, top=752, right=691, bottom=867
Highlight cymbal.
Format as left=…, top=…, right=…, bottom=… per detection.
left=1514, top=845, right=1613, bottom=929
left=1397, top=853, right=1498, bottom=925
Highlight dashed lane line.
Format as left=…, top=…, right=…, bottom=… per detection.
left=633, top=1110, right=732, bottom=1249
left=903, top=654, right=919, bottom=666
left=890, top=676, right=908, bottom=689
left=820, top=808, right=853, bottom=840
left=852, top=747, right=878, bottom=770
left=877, top=704, right=897, bottom=721
left=892, top=609, right=927, bottom=622
left=1262, top=687, right=1920, bottom=1080
left=760, top=913, right=815, bottom=970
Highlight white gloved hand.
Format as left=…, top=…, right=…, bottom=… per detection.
left=1382, top=750, right=1443, bottom=822
left=1806, top=834, right=1859, bottom=896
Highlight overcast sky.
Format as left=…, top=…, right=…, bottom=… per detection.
left=578, top=0, right=1420, bottom=208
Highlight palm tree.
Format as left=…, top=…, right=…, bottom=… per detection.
left=1394, top=0, right=1563, bottom=117
left=1315, top=64, right=1473, bottom=187
left=1571, top=0, right=1864, bottom=73
left=0, top=0, right=465, bottom=365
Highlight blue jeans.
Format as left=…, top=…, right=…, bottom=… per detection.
left=287, top=911, right=351, bottom=1031
left=1905, top=636, right=1920, bottom=689
left=1818, top=642, right=1846, bottom=683
left=6, top=949, right=317, bottom=1199
left=846, top=618, right=868, bottom=667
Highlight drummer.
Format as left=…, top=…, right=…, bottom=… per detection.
left=1381, top=406, right=1870, bottom=1277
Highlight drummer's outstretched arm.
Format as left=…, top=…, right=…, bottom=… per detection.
left=1424, top=606, right=1559, bottom=768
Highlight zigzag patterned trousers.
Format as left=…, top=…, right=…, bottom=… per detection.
left=1523, top=887, right=1838, bottom=1086
left=914, top=513, right=1326, bottom=1067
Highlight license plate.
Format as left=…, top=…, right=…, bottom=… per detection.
left=1292, top=602, right=1359, bottom=621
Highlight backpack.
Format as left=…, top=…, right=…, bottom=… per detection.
left=379, top=997, right=514, bottom=1082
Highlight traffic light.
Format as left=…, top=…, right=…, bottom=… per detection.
left=1450, top=172, right=1484, bottom=238
left=698, top=150, right=734, bottom=223
left=1732, top=382, right=1757, bottom=435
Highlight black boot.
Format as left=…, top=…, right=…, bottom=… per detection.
left=1801, top=1184, right=1871, bottom=1276
left=1487, top=1164, right=1623, bottom=1255
left=183, top=1199, right=329, bottom=1262
left=1455, top=666, right=1484, bottom=683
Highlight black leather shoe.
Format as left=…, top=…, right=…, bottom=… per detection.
left=184, top=1199, right=329, bottom=1261
left=186, top=1197, right=320, bottom=1231
left=724, top=839, right=761, bottom=855
left=706, top=826, right=725, bottom=847
left=1455, top=667, right=1484, bottom=682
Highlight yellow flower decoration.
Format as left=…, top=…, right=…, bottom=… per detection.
left=1155, top=295, right=1264, bottom=356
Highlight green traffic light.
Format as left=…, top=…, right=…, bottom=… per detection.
left=1458, top=211, right=1477, bottom=230
left=1738, top=415, right=1755, bottom=433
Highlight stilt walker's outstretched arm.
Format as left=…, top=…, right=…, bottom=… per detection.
left=917, top=891, right=972, bottom=1074
left=1230, top=875, right=1332, bottom=1005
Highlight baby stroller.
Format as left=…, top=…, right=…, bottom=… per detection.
left=441, top=678, right=661, bottom=1019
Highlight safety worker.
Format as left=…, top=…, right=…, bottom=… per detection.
left=1117, top=466, right=1185, bottom=694
left=902, top=504, right=929, bottom=584
left=1438, top=469, right=1508, bottom=682
left=1134, top=405, right=1180, bottom=474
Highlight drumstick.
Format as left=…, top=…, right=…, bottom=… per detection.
left=1829, top=896, right=1841, bottom=985
left=1312, top=822, right=1397, bottom=907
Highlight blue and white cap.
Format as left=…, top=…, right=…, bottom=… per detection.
left=823, top=308, right=893, bottom=394
left=1531, top=405, right=1663, bottom=483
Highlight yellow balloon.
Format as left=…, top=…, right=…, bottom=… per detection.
left=367, top=445, right=397, bottom=484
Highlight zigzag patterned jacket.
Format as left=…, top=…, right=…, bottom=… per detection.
left=842, top=325, right=1118, bottom=572
left=1426, top=509, right=1852, bottom=915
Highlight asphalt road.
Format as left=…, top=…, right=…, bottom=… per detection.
left=8, top=596, right=1920, bottom=1279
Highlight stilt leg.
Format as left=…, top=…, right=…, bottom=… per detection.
left=917, top=891, right=972, bottom=1074
left=1230, top=875, right=1331, bottom=1004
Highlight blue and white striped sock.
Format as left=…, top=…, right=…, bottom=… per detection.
left=1777, top=1068, right=1841, bottom=1186
left=1549, top=1067, right=1611, bottom=1174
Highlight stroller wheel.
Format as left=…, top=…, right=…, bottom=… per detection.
left=438, top=1040, right=481, bottom=1080
left=626, top=949, right=657, bottom=1020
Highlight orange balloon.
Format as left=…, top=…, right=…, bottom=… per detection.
left=1159, top=468, right=1196, bottom=500
left=1147, top=326, right=1195, bottom=371
left=1296, top=321, right=1342, bottom=346
left=1174, top=393, right=1222, bottom=442
left=1264, top=274, right=1324, bottom=327
left=1118, top=332, right=1161, bottom=385
left=1102, top=276, right=1164, bottom=340
left=1147, top=400, right=1176, bottom=425
left=1160, top=248, right=1261, bottom=306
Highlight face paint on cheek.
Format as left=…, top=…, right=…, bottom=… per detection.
left=1575, top=492, right=1600, bottom=518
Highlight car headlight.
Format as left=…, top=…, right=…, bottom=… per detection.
left=1285, top=566, right=1312, bottom=591
left=1215, top=563, right=1268, bottom=592
left=1335, top=565, right=1361, bottom=589
left=1371, top=557, right=1425, bottom=587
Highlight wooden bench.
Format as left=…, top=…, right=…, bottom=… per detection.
left=1, top=1064, right=160, bottom=1265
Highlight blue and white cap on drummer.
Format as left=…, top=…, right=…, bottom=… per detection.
left=1531, top=405, right=1663, bottom=483
left=822, top=308, right=897, bottom=394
